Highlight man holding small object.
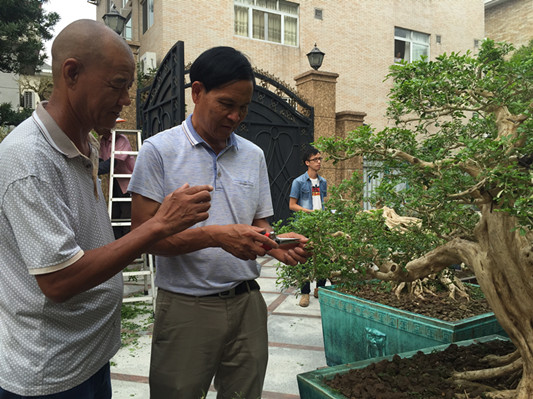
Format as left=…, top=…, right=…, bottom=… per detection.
left=0, top=20, right=212, bottom=398
left=129, top=46, right=310, bottom=399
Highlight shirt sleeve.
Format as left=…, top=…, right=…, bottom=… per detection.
left=127, top=140, right=165, bottom=203
left=254, top=153, right=274, bottom=219
left=3, top=176, right=82, bottom=273
left=289, top=177, right=301, bottom=199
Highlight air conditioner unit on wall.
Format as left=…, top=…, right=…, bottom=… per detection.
left=140, top=52, right=157, bottom=74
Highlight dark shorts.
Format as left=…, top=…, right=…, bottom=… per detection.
left=0, top=363, right=111, bottom=399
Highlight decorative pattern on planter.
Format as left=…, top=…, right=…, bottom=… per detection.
left=319, top=286, right=505, bottom=366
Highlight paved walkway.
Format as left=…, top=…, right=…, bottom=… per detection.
left=110, top=255, right=327, bottom=398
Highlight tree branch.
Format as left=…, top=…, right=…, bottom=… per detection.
left=454, top=356, right=523, bottom=381
left=370, top=237, right=479, bottom=282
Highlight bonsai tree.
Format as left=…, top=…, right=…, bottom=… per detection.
left=277, top=39, right=532, bottom=398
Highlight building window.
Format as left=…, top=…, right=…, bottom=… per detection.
left=234, top=0, right=299, bottom=46
left=123, top=17, right=132, bottom=40
left=394, top=27, right=430, bottom=63
left=142, top=0, right=154, bottom=34
left=120, top=0, right=132, bottom=40
left=22, top=91, right=34, bottom=109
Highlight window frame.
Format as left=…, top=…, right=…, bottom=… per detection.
left=234, top=0, right=299, bottom=47
left=142, top=0, right=154, bottom=34
left=394, top=27, right=430, bottom=63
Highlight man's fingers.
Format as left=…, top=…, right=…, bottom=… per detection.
left=179, top=184, right=213, bottom=195
left=193, top=211, right=210, bottom=223
left=253, top=232, right=278, bottom=249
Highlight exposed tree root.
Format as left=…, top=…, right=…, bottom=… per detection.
left=439, top=269, right=470, bottom=301
left=453, top=357, right=523, bottom=381
left=455, top=390, right=517, bottom=398
left=391, top=271, right=470, bottom=302
left=482, top=350, right=521, bottom=367
left=479, top=390, right=518, bottom=398
left=454, top=378, right=499, bottom=396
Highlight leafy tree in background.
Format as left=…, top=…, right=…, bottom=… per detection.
left=0, top=0, right=59, bottom=74
left=0, top=103, right=32, bottom=126
left=278, top=39, right=532, bottom=398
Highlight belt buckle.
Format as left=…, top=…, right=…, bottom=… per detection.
left=218, top=287, right=236, bottom=298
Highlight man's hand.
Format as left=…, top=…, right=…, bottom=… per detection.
left=154, top=184, right=213, bottom=236
left=211, top=225, right=278, bottom=261
left=268, top=232, right=310, bottom=266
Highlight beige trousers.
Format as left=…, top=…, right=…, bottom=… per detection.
left=149, top=287, right=268, bottom=399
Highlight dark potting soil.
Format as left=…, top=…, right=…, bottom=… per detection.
left=339, top=281, right=492, bottom=322
left=324, top=339, right=517, bottom=399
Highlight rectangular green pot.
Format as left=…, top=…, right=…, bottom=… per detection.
left=297, top=335, right=507, bottom=399
left=319, top=285, right=506, bottom=366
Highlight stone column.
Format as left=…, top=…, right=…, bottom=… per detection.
left=294, top=70, right=339, bottom=185
left=335, top=111, right=366, bottom=184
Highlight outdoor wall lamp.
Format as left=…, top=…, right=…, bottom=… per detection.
left=103, top=5, right=127, bottom=35
left=306, top=43, right=325, bottom=71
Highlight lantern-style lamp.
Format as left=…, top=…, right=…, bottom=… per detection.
left=306, top=43, right=325, bottom=71
left=103, top=5, right=127, bottom=35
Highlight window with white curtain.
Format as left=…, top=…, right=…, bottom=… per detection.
left=394, top=27, right=429, bottom=63
left=142, top=0, right=154, bottom=34
left=234, top=0, right=298, bottom=46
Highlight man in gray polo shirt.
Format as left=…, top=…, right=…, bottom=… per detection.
left=0, top=20, right=213, bottom=398
left=129, top=46, right=310, bottom=399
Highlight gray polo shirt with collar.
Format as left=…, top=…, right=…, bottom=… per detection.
left=0, top=103, right=122, bottom=396
left=128, top=115, right=273, bottom=296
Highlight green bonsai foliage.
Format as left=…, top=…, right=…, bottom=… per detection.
left=279, top=39, right=533, bottom=398
left=275, top=173, right=440, bottom=291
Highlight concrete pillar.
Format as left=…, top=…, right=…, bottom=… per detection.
left=335, top=111, right=366, bottom=183
left=294, top=70, right=339, bottom=185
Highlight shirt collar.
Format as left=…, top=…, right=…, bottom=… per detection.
left=33, top=102, right=101, bottom=198
left=182, top=114, right=239, bottom=151
left=305, top=171, right=322, bottom=181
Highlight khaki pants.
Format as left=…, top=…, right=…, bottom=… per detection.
left=149, top=288, right=268, bottom=399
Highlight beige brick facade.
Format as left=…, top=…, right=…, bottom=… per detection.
left=99, top=0, right=484, bottom=131
left=485, top=0, right=533, bottom=49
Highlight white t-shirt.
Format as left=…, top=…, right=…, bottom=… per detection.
left=310, top=177, right=322, bottom=211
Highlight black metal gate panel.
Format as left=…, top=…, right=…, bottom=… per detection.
left=137, top=41, right=185, bottom=141
left=137, top=42, right=314, bottom=223
left=236, top=72, right=314, bottom=223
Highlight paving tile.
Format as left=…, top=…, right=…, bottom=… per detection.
left=263, top=346, right=327, bottom=395
left=268, top=314, right=324, bottom=348
left=111, top=378, right=149, bottom=398
left=111, top=334, right=152, bottom=377
left=273, top=290, right=323, bottom=317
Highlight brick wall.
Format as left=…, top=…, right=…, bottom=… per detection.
left=485, top=0, right=533, bottom=49
left=97, top=0, right=484, bottom=133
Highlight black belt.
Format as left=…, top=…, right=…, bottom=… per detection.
left=205, top=280, right=260, bottom=298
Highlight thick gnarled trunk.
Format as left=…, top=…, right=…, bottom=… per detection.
left=372, top=204, right=533, bottom=397
left=470, top=204, right=533, bottom=398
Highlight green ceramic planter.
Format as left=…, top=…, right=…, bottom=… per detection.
left=297, top=335, right=508, bottom=399
left=319, top=285, right=506, bottom=366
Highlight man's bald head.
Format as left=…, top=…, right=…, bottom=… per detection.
left=51, top=19, right=133, bottom=81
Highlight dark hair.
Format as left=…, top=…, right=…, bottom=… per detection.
left=190, top=46, right=255, bottom=92
left=302, top=146, right=320, bottom=164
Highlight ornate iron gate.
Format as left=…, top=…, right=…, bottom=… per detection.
left=137, top=41, right=314, bottom=223
left=137, top=41, right=185, bottom=142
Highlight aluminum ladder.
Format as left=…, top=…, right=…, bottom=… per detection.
left=107, top=129, right=156, bottom=312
